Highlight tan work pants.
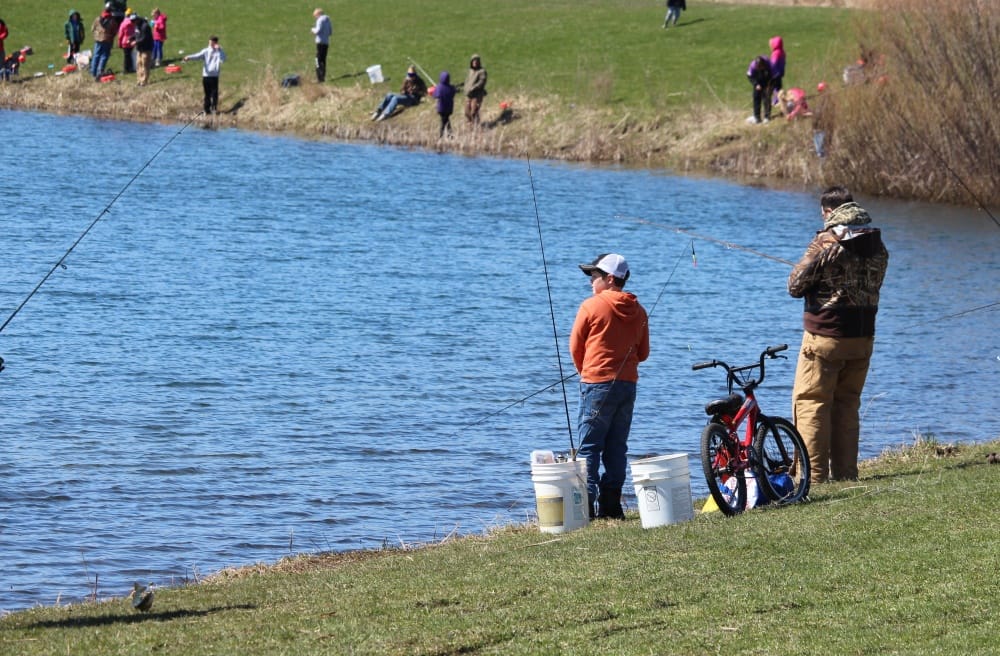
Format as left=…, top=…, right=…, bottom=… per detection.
left=791, top=331, right=875, bottom=484
left=136, top=51, right=152, bottom=85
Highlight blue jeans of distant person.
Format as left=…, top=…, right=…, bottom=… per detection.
left=665, top=7, right=681, bottom=26
left=91, top=41, right=112, bottom=78
left=376, top=93, right=418, bottom=118
left=576, top=380, right=637, bottom=499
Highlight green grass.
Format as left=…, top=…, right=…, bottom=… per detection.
left=4, top=1, right=854, bottom=113
left=3, top=438, right=999, bottom=654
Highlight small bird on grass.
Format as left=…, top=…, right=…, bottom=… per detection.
left=131, top=582, right=155, bottom=612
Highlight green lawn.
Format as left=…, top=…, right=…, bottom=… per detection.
left=2, top=438, right=998, bottom=654
left=4, top=1, right=855, bottom=113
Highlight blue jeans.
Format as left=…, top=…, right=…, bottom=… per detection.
left=576, top=380, right=637, bottom=498
left=153, top=40, right=163, bottom=63
left=91, top=41, right=112, bottom=78
left=665, top=7, right=681, bottom=25
left=377, top=93, right=418, bottom=118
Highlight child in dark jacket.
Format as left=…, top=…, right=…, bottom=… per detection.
left=65, top=10, right=85, bottom=63
left=433, top=70, right=456, bottom=137
left=746, top=55, right=773, bottom=124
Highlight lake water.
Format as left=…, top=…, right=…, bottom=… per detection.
left=1, top=109, right=997, bottom=612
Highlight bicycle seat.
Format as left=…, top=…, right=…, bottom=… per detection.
left=705, top=393, right=743, bottom=417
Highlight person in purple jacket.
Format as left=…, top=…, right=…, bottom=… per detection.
left=432, top=70, right=456, bottom=138
left=746, top=55, right=773, bottom=124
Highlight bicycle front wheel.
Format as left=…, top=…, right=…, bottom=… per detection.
left=753, top=415, right=811, bottom=505
left=700, top=422, right=747, bottom=516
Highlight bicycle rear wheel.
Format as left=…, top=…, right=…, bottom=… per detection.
left=700, top=422, right=747, bottom=516
left=753, top=415, right=810, bottom=504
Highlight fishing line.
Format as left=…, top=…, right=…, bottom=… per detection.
left=527, top=158, right=576, bottom=455
left=617, top=214, right=795, bottom=266
left=0, top=113, right=203, bottom=338
left=457, top=237, right=693, bottom=436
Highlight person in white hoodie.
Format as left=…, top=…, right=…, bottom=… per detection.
left=184, top=35, right=226, bottom=114
left=311, top=8, right=332, bottom=83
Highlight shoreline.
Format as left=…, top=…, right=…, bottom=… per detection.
left=1, top=71, right=827, bottom=197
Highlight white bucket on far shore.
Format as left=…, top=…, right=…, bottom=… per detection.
left=366, top=64, right=383, bottom=84
left=530, top=457, right=589, bottom=534
left=630, top=453, right=694, bottom=529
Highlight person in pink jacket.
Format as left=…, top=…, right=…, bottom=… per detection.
left=117, top=11, right=136, bottom=73
left=151, top=8, right=167, bottom=67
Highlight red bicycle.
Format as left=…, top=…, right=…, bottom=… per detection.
left=693, top=344, right=810, bottom=516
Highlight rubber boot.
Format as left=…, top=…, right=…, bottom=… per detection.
left=596, top=484, right=624, bottom=519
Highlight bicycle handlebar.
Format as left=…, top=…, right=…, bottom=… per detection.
left=691, top=344, right=789, bottom=391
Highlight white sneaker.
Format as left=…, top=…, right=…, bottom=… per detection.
left=370, top=110, right=380, bottom=121
left=745, top=115, right=759, bottom=125
left=762, top=117, right=770, bottom=124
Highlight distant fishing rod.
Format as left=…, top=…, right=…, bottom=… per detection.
left=895, top=113, right=1000, bottom=231
left=405, top=56, right=435, bottom=86
left=617, top=214, right=794, bottom=266
left=0, top=113, right=202, bottom=341
left=527, top=158, right=576, bottom=455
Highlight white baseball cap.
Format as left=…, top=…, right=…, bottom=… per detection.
left=578, top=253, right=630, bottom=280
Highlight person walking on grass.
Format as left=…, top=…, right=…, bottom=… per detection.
left=463, top=54, right=487, bottom=126
left=664, top=0, right=686, bottom=28
left=311, top=8, right=332, bottom=83
left=184, top=35, right=226, bottom=115
left=788, top=186, right=888, bottom=485
left=571, top=254, right=650, bottom=520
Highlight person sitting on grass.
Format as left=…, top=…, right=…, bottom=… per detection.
left=778, top=87, right=811, bottom=121
left=370, top=65, right=427, bottom=122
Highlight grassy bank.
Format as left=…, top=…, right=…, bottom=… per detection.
left=2, top=437, right=998, bottom=654
left=4, top=2, right=998, bottom=205
left=1, top=1, right=858, bottom=187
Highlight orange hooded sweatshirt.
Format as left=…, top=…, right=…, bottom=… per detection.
left=570, top=290, right=650, bottom=383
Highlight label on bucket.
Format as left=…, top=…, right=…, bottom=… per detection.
left=536, top=495, right=564, bottom=527
left=640, top=486, right=660, bottom=512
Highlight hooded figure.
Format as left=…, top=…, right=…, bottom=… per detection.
left=433, top=70, right=456, bottom=137
left=769, top=35, right=786, bottom=100
left=65, top=10, right=85, bottom=62
left=788, top=187, right=889, bottom=485
left=463, top=54, right=488, bottom=125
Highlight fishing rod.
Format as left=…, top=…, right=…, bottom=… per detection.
left=527, top=158, right=576, bottom=456
left=617, top=214, right=795, bottom=266
left=0, top=113, right=202, bottom=345
left=459, top=237, right=693, bottom=436
left=405, top=56, right=435, bottom=86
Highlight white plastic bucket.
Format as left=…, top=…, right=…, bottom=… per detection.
left=366, top=64, right=383, bottom=84
left=630, top=453, right=694, bottom=529
left=530, top=458, right=589, bottom=534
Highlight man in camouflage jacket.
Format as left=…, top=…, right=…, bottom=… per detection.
left=788, top=185, right=889, bottom=484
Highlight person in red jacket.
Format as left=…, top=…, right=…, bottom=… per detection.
left=570, top=253, right=650, bottom=519
left=0, top=18, right=9, bottom=72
